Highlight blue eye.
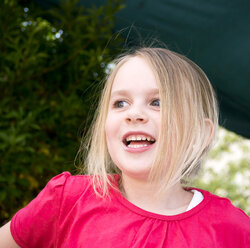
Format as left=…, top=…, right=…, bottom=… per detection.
left=151, top=99, right=160, bottom=107
left=113, top=100, right=128, bottom=108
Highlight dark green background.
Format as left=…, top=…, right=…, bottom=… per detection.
left=37, top=0, right=250, bottom=138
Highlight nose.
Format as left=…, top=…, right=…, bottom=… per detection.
left=126, top=107, right=148, bottom=124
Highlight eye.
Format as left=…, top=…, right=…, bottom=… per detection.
left=113, top=100, right=129, bottom=108
left=151, top=99, right=160, bottom=107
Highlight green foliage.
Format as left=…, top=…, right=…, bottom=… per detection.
left=194, top=128, right=250, bottom=215
left=0, top=0, right=124, bottom=224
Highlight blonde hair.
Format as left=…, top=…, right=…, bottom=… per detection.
left=77, top=47, right=219, bottom=196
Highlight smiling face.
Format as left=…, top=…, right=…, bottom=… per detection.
left=105, top=56, right=161, bottom=181
left=82, top=48, right=218, bottom=197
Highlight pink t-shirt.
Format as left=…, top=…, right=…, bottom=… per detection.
left=11, top=172, right=250, bottom=248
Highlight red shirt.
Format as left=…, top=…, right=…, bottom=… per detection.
left=11, top=172, right=250, bottom=247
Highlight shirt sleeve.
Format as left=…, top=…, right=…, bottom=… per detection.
left=10, top=172, right=71, bottom=248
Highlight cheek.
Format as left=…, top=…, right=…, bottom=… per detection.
left=105, top=116, right=119, bottom=166
left=154, top=115, right=161, bottom=135
left=105, top=114, right=118, bottom=144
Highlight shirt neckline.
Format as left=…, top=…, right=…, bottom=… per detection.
left=186, top=189, right=204, bottom=211
left=111, top=175, right=212, bottom=221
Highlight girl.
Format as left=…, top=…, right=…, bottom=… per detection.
left=1, top=47, right=249, bottom=247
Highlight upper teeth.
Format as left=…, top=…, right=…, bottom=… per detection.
left=125, top=135, right=155, bottom=142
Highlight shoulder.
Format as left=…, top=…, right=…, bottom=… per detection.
left=51, top=171, right=94, bottom=201
left=10, top=172, right=94, bottom=247
left=47, top=171, right=92, bottom=186
left=59, top=171, right=92, bottom=189
left=200, top=188, right=249, bottom=217
left=39, top=171, right=93, bottom=196
left=197, top=188, right=250, bottom=229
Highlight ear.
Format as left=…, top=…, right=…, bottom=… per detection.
left=204, top=118, right=214, bottom=147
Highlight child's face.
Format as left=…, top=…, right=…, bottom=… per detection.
left=105, top=57, right=161, bottom=180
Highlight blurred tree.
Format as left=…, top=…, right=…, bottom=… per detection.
left=193, top=127, right=250, bottom=215
left=0, top=0, right=124, bottom=225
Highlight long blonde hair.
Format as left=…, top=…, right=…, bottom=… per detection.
left=77, top=47, right=219, bottom=196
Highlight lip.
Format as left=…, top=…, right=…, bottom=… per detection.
left=122, top=131, right=156, bottom=153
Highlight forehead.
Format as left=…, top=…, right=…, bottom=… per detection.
left=111, top=56, right=159, bottom=93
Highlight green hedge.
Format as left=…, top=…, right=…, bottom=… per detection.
left=0, top=0, right=124, bottom=225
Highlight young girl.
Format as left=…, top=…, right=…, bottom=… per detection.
left=1, top=48, right=249, bottom=247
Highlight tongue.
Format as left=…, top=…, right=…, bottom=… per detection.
left=129, top=140, right=151, bottom=146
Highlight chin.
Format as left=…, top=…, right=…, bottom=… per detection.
left=119, top=166, right=151, bottom=181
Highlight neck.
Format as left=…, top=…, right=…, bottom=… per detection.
left=119, top=174, right=193, bottom=215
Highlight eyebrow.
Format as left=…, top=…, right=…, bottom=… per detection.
left=110, top=88, right=159, bottom=98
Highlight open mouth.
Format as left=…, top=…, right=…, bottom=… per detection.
left=122, top=134, right=156, bottom=148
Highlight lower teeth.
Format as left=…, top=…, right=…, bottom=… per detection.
left=127, top=144, right=148, bottom=148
